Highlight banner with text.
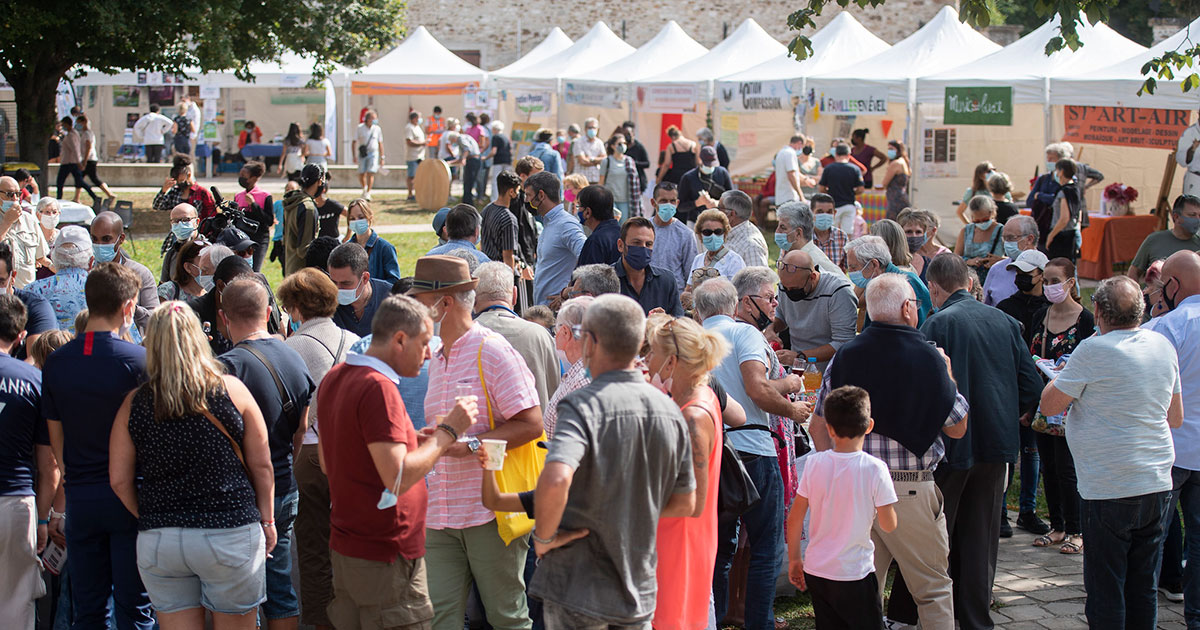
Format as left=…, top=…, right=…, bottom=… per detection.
left=816, top=88, right=887, bottom=115
left=944, top=86, right=1012, bottom=125
left=513, top=92, right=552, bottom=117
left=1062, top=106, right=1190, bottom=149
left=636, top=85, right=699, bottom=113
left=563, top=82, right=623, bottom=110
left=718, top=80, right=796, bottom=112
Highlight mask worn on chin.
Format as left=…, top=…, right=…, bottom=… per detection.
left=813, top=214, right=835, bottom=232
left=624, top=245, right=652, bottom=270
left=555, top=348, right=569, bottom=365
left=1003, top=241, right=1022, bottom=261
left=1044, top=282, right=1070, bottom=304
left=973, top=219, right=995, bottom=231
left=650, top=359, right=675, bottom=396
left=1014, top=274, right=1037, bottom=293
left=907, top=235, right=927, bottom=253
left=527, top=194, right=540, bottom=212
left=746, top=297, right=772, bottom=330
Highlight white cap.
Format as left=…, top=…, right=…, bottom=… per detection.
left=53, top=225, right=92, bottom=252
left=1007, top=249, right=1049, bottom=273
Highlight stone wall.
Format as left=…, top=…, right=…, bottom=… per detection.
left=407, top=0, right=957, bottom=70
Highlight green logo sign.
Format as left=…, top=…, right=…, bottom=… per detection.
left=944, top=86, right=1012, bottom=126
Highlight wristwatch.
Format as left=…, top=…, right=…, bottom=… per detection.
left=466, top=437, right=481, bottom=453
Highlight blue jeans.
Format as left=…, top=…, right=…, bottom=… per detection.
left=713, top=454, right=783, bottom=630
left=1081, top=490, right=1172, bottom=629
left=1174, top=467, right=1200, bottom=629
left=64, top=487, right=154, bottom=630
left=263, top=489, right=300, bottom=620
left=1018, top=424, right=1040, bottom=514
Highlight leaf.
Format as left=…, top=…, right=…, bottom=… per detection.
left=1184, top=73, right=1200, bottom=93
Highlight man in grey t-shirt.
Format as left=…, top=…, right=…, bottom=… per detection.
left=771, top=249, right=858, bottom=372
left=1041, top=276, right=1183, bottom=627
left=530, top=294, right=695, bottom=628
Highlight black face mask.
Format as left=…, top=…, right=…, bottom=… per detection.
left=237, top=176, right=251, bottom=190
left=801, top=146, right=813, bottom=156
left=1015, top=273, right=1037, bottom=293
left=745, top=297, right=772, bottom=331
left=783, top=284, right=810, bottom=302
left=1162, top=277, right=1181, bottom=311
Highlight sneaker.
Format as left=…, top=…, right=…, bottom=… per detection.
left=364, top=191, right=372, bottom=201
left=883, top=618, right=916, bottom=630
left=1017, top=511, right=1051, bottom=535
left=1160, top=583, right=1185, bottom=602
left=1000, top=514, right=1014, bottom=538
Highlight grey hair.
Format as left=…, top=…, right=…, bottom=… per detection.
left=52, top=242, right=92, bottom=270
left=1045, top=142, right=1074, bottom=159
left=206, top=244, right=235, bottom=268
left=36, top=197, right=60, bottom=214
left=1092, top=276, right=1144, bottom=329
left=572, top=263, right=620, bottom=296
left=693, top=277, right=739, bottom=320
left=721, top=190, right=752, bottom=220
left=776, top=200, right=814, bottom=242
left=869, top=219, right=912, bottom=267
left=556, top=295, right=594, bottom=329
left=475, top=262, right=514, bottom=303
left=446, top=248, right=480, bottom=275
left=732, top=266, right=779, bottom=299
left=453, top=289, right=476, bottom=310
left=845, top=235, right=892, bottom=267
left=697, top=127, right=714, bottom=143
left=583, top=294, right=645, bottom=362
left=584, top=117, right=599, bottom=127
left=1008, top=215, right=1040, bottom=239
left=897, top=207, right=940, bottom=232
left=967, top=195, right=996, bottom=218
left=865, top=273, right=915, bottom=323
left=491, top=120, right=505, bottom=134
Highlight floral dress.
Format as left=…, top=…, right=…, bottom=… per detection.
left=1029, top=306, right=1095, bottom=435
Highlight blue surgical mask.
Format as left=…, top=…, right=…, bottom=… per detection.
left=0, top=200, right=12, bottom=212
left=1003, top=241, right=1022, bottom=261
left=350, top=218, right=370, bottom=235
left=1045, top=161, right=1056, bottom=175
left=973, top=219, right=995, bottom=231
left=586, top=128, right=597, bottom=139
left=171, top=220, right=197, bottom=241
left=92, top=243, right=117, bottom=263
left=813, top=214, right=835, bottom=232
left=289, top=318, right=301, bottom=332
left=774, top=232, right=792, bottom=251
left=887, top=148, right=898, bottom=160
left=1179, top=215, right=1200, bottom=236
left=196, top=274, right=215, bottom=292
left=337, top=281, right=361, bottom=306
left=849, top=270, right=869, bottom=288
left=828, top=148, right=836, bottom=157
left=656, top=203, right=677, bottom=223
left=702, top=234, right=724, bottom=252
left=623, top=244, right=652, bottom=270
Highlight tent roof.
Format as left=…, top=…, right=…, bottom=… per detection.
left=574, top=21, right=708, bottom=85
left=917, top=14, right=1145, bottom=103
left=1050, top=16, right=1200, bottom=108
left=490, top=28, right=574, bottom=76
left=716, top=12, right=890, bottom=85
left=491, top=22, right=634, bottom=90
left=809, top=5, right=1000, bottom=101
left=636, top=18, right=787, bottom=92
left=353, top=26, right=486, bottom=85
left=71, top=52, right=350, bottom=87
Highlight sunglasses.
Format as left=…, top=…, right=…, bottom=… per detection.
left=700, top=228, right=726, bottom=237
left=691, top=267, right=721, bottom=280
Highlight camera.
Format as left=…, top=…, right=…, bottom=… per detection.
left=199, top=186, right=260, bottom=239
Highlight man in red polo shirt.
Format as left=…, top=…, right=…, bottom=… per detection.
left=319, top=294, right=477, bottom=630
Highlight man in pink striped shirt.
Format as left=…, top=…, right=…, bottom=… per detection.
left=407, top=255, right=544, bottom=630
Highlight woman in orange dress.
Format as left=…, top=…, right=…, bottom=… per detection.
left=644, top=315, right=730, bottom=630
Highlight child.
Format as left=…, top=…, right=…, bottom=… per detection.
left=787, top=385, right=898, bottom=629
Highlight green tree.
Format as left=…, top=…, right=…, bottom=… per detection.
left=0, top=0, right=405, bottom=178
left=786, top=0, right=1199, bottom=97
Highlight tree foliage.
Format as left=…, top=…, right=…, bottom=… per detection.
left=785, top=0, right=1198, bottom=98
left=0, top=0, right=405, bottom=174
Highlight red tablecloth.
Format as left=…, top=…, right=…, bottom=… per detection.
left=1018, top=210, right=1159, bottom=280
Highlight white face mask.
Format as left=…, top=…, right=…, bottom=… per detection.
left=196, top=274, right=215, bottom=292
left=40, top=213, right=60, bottom=230
left=649, top=355, right=675, bottom=396
left=337, top=280, right=362, bottom=306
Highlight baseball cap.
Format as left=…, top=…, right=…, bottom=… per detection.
left=700, top=146, right=718, bottom=166
left=53, top=225, right=91, bottom=252
left=1007, top=249, right=1049, bottom=273
left=215, top=227, right=256, bottom=253
left=432, top=207, right=451, bottom=236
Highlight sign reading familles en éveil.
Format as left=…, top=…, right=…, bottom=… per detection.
left=1062, top=106, right=1190, bottom=149
left=944, top=86, right=1012, bottom=125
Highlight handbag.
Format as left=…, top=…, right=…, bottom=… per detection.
left=717, top=435, right=760, bottom=516
left=1031, top=313, right=1070, bottom=436
left=477, top=335, right=546, bottom=545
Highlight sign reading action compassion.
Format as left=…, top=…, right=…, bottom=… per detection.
left=719, top=80, right=795, bottom=112
left=816, top=88, right=887, bottom=115
left=1062, top=106, right=1190, bottom=149
left=944, top=86, right=1012, bottom=125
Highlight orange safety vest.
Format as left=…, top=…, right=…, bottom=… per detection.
left=426, top=116, right=445, bottom=148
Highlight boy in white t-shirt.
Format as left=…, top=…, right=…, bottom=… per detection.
left=787, top=385, right=898, bottom=629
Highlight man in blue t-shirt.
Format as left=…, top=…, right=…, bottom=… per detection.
left=42, top=263, right=153, bottom=629
left=0, top=242, right=55, bottom=361
left=0, top=293, right=57, bottom=628
left=217, top=277, right=314, bottom=627
left=329, top=242, right=394, bottom=337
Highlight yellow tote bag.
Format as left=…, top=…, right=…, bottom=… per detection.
left=477, top=336, right=546, bottom=545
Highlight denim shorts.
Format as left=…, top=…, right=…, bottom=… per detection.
left=407, top=159, right=422, bottom=176
left=136, top=524, right=266, bottom=614
left=359, top=154, right=380, bottom=174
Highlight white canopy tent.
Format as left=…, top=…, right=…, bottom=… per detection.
left=71, top=52, right=349, bottom=88
left=572, top=21, right=708, bottom=89
left=636, top=18, right=787, bottom=102
left=1050, top=16, right=1200, bottom=108
left=488, top=28, right=574, bottom=81
left=351, top=25, right=486, bottom=90
left=490, top=22, right=634, bottom=92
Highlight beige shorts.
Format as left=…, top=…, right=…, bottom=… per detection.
left=329, top=550, right=434, bottom=630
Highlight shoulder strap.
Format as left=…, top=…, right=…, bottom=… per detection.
left=240, top=344, right=296, bottom=418
left=299, top=331, right=345, bottom=363
left=476, top=334, right=497, bottom=430
left=201, top=406, right=248, bottom=476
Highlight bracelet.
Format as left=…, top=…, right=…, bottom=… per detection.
left=436, top=423, right=459, bottom=441
left=37, top=518, right=49, bottom=525
left=531, top=530, right=557, bottom=545
left=261, top=520, right=275, bottom=527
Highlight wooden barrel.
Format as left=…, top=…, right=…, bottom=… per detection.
left=414, top=159, right=451, bottom=211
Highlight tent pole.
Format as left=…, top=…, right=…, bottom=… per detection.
left=1043, top=77, right=1052, bottom=153
left=800, top=77, right=807, bottom=136
left=906, top=78, right=916, bottom=206
left=343, top=77, right=351, bottom=166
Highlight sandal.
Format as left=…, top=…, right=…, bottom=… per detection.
left=1060, top=535, right=1083, bottom=555
left=1033, top=530, right=1065, bottom=547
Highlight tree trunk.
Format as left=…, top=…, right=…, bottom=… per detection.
left=10, top=71, right=62, bottom=192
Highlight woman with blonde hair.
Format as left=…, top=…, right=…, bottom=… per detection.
left=644, top=314, right=729, bottom=630
left=343, top=198, right=400, bottom=284
left=869, top=218, right=913, bottom=270
left=109, top=302, right=277, bottom=630
left=688, top=208, right=746, bottom=289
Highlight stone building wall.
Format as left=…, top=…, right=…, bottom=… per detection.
left=407, top=0, right=958, bottom=70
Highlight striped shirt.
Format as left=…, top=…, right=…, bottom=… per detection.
left=424, top=324, right=540, bottom=529
left=544, top=359, right=590, bottom=440
left=479, top=202, right=517, bottom=263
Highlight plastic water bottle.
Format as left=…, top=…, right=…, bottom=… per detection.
left=802, top=357, right=822, bottom=403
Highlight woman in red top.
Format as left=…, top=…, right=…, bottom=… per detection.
left=644, top=315, right=730, bottom=630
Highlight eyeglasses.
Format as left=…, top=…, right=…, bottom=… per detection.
left=748, top=293, right=779, bottom=304
left=170, top=217, right=198, bottom=225
left=1001, top=234, right=1026, bottom=243
left=691, top=267, right=721, bottom=281
left=0, top=190, right=17, bottom=200
left=568, top=324, right=585, bottom=339
left=775, top=260, right=813, bottom=274
left=700, top=228, right=726, bottom=237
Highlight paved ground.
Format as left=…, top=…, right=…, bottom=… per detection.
left=992, top=511, right=1185, bottom=629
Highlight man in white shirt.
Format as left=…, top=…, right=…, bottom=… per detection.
left=774, top=135, right=806, bottom=206
left=720, top=190, right=768, bottom=268
left=405, top=111, right=427, bottom=201
left=1176, top=111, right=1200, bottom=196
left=353, top=110, right=385, bottom=200
left=572, top=117, right=605, bottom=184
left=179, top=94, right=202, bottom=155
left=133, top=105, right=174, bottom=163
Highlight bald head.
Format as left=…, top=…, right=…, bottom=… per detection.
left=1092, top=276, right=1145, bottom=331
left=779, top=249, right=816, bottom=291
left=90, top=211, right=126, bottom=251
left=170, top=203, right=197, bottom=222
left=1161, top=250, right=1200, bottom=303
left=92, top=210, right=124, bottom=233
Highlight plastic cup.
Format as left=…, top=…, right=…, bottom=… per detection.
left=481, top=439, right=507, bottom=471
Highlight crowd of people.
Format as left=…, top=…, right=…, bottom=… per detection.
left=4, top=102, right=1200, bottom=630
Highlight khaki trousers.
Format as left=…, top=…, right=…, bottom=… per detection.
left=871, top=479, right=955, bottom=630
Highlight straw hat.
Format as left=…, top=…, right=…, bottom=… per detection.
left=406, top=255, right=479, bottom=295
